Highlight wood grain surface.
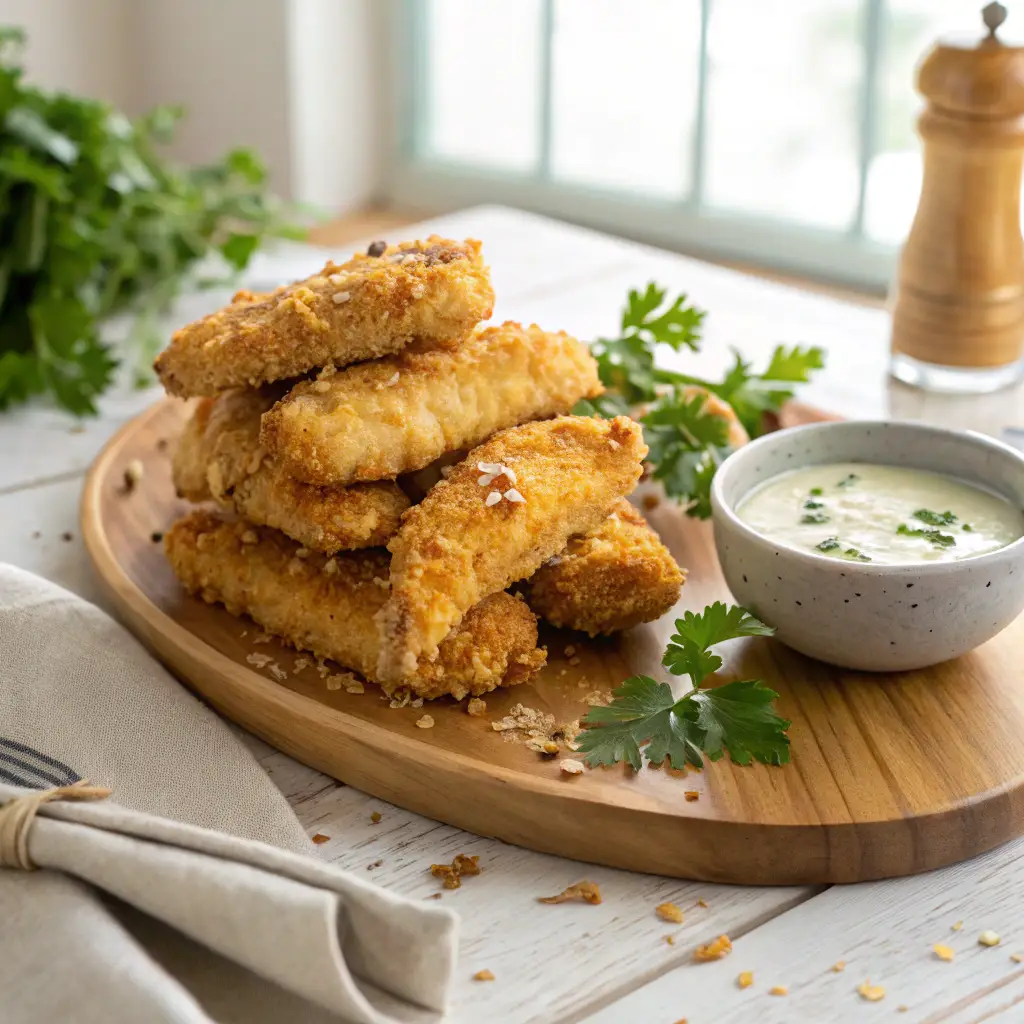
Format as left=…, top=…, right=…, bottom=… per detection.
left=81, top=398, right=1024, bottom=885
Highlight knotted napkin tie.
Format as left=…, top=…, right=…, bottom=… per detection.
left=0, top=780, right=111, bottom=870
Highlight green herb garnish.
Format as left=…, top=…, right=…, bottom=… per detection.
left=897, top=524, right=956, bottom=548
left=843, top=547, right=872, bottom=562
left=963, top=523, right=974, bottom=532
left=803, top=498, right=824, bottom=509
left=801, top=512, right=830, bottom=524
left=816, top=537, right=841, bottom=552
left=574, top=283, right=825, bottom=519
left=809, top=487, right=824, bottom=497
left=836, top=473, right=860, bottom=488
left=575, top=602, right=790, bottom=771
left=0, top=28, right=304, bottom=415
left=913, top=509, right=958, bottom=527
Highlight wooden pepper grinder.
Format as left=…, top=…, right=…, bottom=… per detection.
left=890, top=2, right=1024, bottom=393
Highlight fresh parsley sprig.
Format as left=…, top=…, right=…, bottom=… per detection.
left=575, top=602, right=791, bottom=771
left=575, top=283, right=825, bottom=518
left=0, top=27, right=304, bottom=415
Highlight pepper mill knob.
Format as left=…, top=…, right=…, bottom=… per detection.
left=983, top=2, right=1007, bottom=37
left=889, top=3, right=1024, bottom=393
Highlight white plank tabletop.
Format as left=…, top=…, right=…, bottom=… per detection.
left=2, top=205, right=1023, bottom=1024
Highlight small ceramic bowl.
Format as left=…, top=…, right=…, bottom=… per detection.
left=710, top=421, right=1024, bottom=671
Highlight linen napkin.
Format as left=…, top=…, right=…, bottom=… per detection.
left=0, top=564, right=458, bottom=1023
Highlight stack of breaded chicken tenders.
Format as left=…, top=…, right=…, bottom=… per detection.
left=156, top=236, right=685, bottom=702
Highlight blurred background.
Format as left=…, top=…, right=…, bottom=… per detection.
left=0, top=0, right=996, bottom=296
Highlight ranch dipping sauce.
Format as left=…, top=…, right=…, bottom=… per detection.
left=737, top=462, right=1024, bottom=565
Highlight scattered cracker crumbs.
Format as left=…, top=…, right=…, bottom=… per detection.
left=246, top=653, right=273, bottom=669
left=431, top=853, right=481, bottom=890
left=560, top=758, right=585, bottom=776
left=656, top=903, right=684, bottom=924
left=642, top=494, right=660, bottom=511
left=311, top=833, right=330, bottom=845
left=768, top=985, right=788, bottom=997
left=466, top=697, right=487, bottom=716
left=538, top=880, right=602, bottom=905
left=150, top=531, right=163, bottom=543
left=583, top=690, right=613, bottom=707
left=253, top=632, right=272, bottom=645
left=345, top=680, right=365, bottom=694
left=952, top=920, right=963, bottom=931
left=564, top=645, right=576, bottom=657
left=693, top=935, right=732, bottom=962
left=472, top=970, right=495, bottom=982
left=370, top=811, right=382, bottom=824
left=389, top=688, right=413, bottom=709
left=664, top=935, right=675, bottom=946
left=367, top=859, right=383, bottom=870
left=416, top=715, right=435, bottom=729
left=61, top=531, right=73, bottom=542
left=857, top=981, right=885, bottom=1002
left=326, top=676, right=344, bottom=691
left=831, top=961, right=846, bottom=973
left=684, top=791, right=699, bottom=802
left=293, top=657, right=310, bottom=673
left=979, top=930, right=1001, bottom=947
left=568, top=656, right=581, bottom=667
left=933, top=943, right=954, bottom=961
left=426, top=892, right=442, bottom=900
left=1012, top=953, right=1024, bottom=963
left=737, top=972, right=754, bottom=990
left=268, top=663, right=288, bottom=681
left=122, top=459, right=144, bottom=492
left=696, top=898, right=709, bottom=909
left=897, top=1007, right=908, bottom=1014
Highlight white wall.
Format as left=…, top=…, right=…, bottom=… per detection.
left=0, top=0, right=133, bottom=104
left=0, top=0, right=387, bottom=210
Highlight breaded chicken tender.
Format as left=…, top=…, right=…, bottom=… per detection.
left=528, top=499, right=685, bottom=636
left=260, top=322, right=603, bottom=486
left=172, top=388, right=409, bottom=553
left=154, top=237, right=494, bottom=397
left=681, top=386, right=749, bottom=449
left=378, top=415, right=647, bottom=684
left=165, top=511, right=546, bottom=700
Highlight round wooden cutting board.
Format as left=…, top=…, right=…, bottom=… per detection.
left=82, top=398, right=1024, bottom=885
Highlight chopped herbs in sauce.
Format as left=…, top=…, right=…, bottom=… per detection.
left=801, top=512, right=830, bottom=524
left=843, top=547, right=871, bottom=562
left=803, top=498, right=824, bottom=509
left=963, top=523, right=974, bottom=532
left=897, top=523, right=956, bottom=548
left=809, top=487, right=823, bottom=497
left=836, top=473, right=860, bottom=488
left=913, top=508, right=958, bottom=527
left=816, top=537, right=841, bottom=552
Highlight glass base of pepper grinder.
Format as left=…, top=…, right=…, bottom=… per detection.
left=890, top=352, right=1024, bottom=395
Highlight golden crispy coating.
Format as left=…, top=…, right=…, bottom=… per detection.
left=172, top=388, right=409, bottom=553
left=379, top=415, right=647, bottom=684
left=260, top=321, right=603, bottom=486
left=528, top=499, right=685, bottom=636
left=154, top=237, right=494, bottom=397
left=165, top=511, right=545, bottom=700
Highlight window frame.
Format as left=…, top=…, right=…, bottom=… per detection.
left=384, top=0, right=901, bottom=294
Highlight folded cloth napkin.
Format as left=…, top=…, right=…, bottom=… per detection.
left=0, top=565, right=458, bottom=1023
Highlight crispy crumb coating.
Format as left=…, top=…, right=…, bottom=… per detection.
left=172, top=388, right=409, bottom=553
left=165, top=511, right=545, bottom=700
left=260, top=321, right=603, bottom=486
left=528, top=499, right=685, bottom=636
left=378, top=415, right=647, bottom=684
left=154, top=237, right=494, bottom=397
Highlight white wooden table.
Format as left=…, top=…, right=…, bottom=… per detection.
left=3, top=206, right=1024, bottom=1024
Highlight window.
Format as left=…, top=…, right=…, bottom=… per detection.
left=389, top=0, right=983, bottom=292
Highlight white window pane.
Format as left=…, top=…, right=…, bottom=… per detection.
left=423, top=0, right=542, bottom=172
left=704, top=0, right=863, bottom=230
left=865, top=2, right=983, bottom=244
left=550, top=0, right=701, bottom=198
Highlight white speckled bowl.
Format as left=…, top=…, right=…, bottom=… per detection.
left=711, top=421, right=1024, bottom=671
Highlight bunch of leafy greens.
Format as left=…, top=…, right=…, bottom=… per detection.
left=574, top=283, right=825, bottom=517
left=575, top=603, right=791, bottom=771
left=0, top=27, right=304, bottom=416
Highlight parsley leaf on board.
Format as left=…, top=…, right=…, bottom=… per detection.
left=0, top=27, right=304, bottom=415
left=577, top=602, right=791, bottom=771
left=574, top=283, right=825, bottom=517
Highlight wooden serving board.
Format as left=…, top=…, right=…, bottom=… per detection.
left=81, top=399, right=1024, bottom=885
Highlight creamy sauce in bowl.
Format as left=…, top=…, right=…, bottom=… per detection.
left=736, top=462, right=1024, bottom=565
